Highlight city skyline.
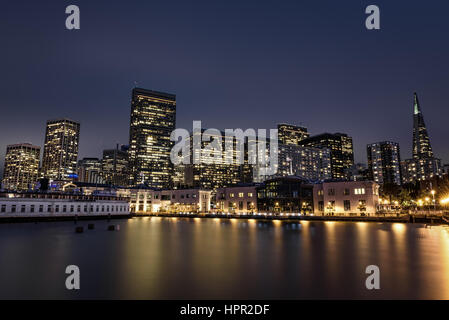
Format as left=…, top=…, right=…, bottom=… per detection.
left=1, top=1, right=449, bottom=175
left=0, top=89, right=446, bottom=180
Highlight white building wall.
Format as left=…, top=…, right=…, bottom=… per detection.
left=313, top=181, right=379, bottom=216
left=0, top=198, right=129, bottom=218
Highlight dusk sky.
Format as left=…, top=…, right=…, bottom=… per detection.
left=1, top=0, right=448, bottom=175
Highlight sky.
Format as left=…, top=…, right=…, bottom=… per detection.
left=1, top=0, right=448, bottom=176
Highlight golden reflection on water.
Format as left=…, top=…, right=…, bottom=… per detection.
left=439, top=227, right=449, bottom=298
left=46, top=217, right=449, bottom=299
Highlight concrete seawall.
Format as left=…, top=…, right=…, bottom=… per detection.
left=136, top=213, right=449, bottom=224
left=0, top=213, right=131, bottom=223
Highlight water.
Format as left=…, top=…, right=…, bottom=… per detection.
left=0, top=217, right=449, bottom=299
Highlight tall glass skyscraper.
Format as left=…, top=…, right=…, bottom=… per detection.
left=128, top=88, right=176, bottom=188
left=402, top=93, right=442, bottom=183
left=41, top=118, right=80, bottom=181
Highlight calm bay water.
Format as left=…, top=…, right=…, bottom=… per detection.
left=0, top=217, right=449, bottom=299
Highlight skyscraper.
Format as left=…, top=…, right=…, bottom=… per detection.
left=128, top=88, right=176, bottom=188
left=277, top=123, right=309, bottom=145
left=413, top=92, right=433, bottom=159
left=402, top=93, right=442, bottom=183
left=102, top=145, right=129, bottom=186
left=182, top=129, right=244, bottom=191
left=2, top=143, right=40, bottom=191
left=275, top=144, right=331, bottom=182
left=298, top=133, right=354, bottom=180
left=41, top=118, right=80, bottom=181
left=367, top=141, right=402, bottom=185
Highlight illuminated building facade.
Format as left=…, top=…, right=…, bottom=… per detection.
left=41, top=119, right=80, bottom=181
left=413, top=92, right=433, bottom=159
left=215, top=185, right=258, bottom=214
left=77, top=158, right=103, bottom=184
left=298, top=133, right=354, bottom=180
left=256, top=177, right=314, bottom=213
left=128, top=88, right=176, bottom=188
left=183, top=129, right=246, bottom=191
left=102, top=145, right=129, bottom=186
left=367, top=141, right=402, bottom=185
left=275, top=144, right=331, bottom=182
left=313, top=181, right=380, bottom=216
left=402, top=93, right=442, bottom=183
left=124, top=187, right=211, bottom=214
left=277, top=123, right=309, bottom=145
left=401, top=157, right=442, bottom=184
left=2, top=143, right=40, bottom=191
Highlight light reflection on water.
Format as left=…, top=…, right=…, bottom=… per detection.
left=0, top=217, right=448, bottom=299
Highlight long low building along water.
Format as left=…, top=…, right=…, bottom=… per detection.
left=0, top=192, right=130, bottom=219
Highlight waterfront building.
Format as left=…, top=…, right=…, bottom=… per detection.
left=77, top=158, right=103, bottom=184
left=102, top=145, right=129, bottom=186
left=128, top=88, right=176, bottom=188
left=256, top=177, right=314, bottom=213
left=41, top=118, right=80, bottom=181
left=0, top=192, right=130, bottom=218
left=298, top=133, right=354, bottom=180
left=215, top=185, right=258, bottom=214
left=313, top=180, right=380, bottom=216
left=401, top=93, right=442, bottom=183
left=73, top=183, right=211, bottom=214
left=367, top=141, right=402, bottom=185
left=274, top=144, right=331, bottom=182
left=2, top=143, right=40, bottom=191
left=277, top=123, right=309, bottom=145
left=124, top=187, right=211, bottom=214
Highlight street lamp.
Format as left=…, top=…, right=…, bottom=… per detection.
left=431, top=190, right=436, bottom=214
left=425, top=197, right=431, bottom=214
left=417, top=199, right=423, bottom=213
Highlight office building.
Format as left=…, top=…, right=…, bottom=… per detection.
left=77, top=158, right=103, bottom=184
left=299, top=133, right=354, bottom=179
left=277, top=123, right=309, bottom=145
left=2, top=143, right=40, bottom=191
left=275, top=144, right=331, bottom=182
left=402, top=93, right=442, bottom=182
left=128, top=88, right=176, bottom=188
left=41, top=118, right=80, bottom=181
left=183, top=129, right=246, bottom=191
left=102, top=145, right=129, bottom=186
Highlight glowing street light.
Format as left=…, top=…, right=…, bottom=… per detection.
left=430, top=190, right=436, bottom=213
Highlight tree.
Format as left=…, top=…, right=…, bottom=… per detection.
left=381, top=183, right=401, bottom=202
